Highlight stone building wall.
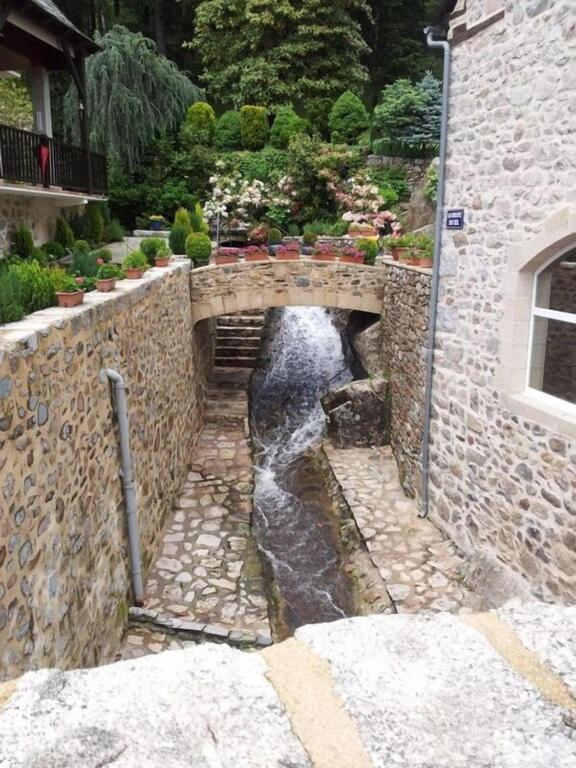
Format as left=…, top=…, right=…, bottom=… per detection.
left=381, top=263, right=431, bottom=497
left=542, top=264, right=576, bottom=403
left=0, top=193, right=83, bottom=254
left=429, top=0, right=576, bottom=602
left=0, top=262, right=213, bottom=680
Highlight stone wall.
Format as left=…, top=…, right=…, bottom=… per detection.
left=0, top=193, right=83, bottom=254
left=381, top=262, right=431, bottom=497
left=191, top=260, right=386, bottom=322
left=0, top=262, right=213, bottom=680
left=430, top=0, right=576, bottom=602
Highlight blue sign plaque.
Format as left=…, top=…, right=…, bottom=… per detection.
left=446, top=209, right=465, bottom=229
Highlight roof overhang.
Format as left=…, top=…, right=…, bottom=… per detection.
left=0, top=182, right=107, bottom=206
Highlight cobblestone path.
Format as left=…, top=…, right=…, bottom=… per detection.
left=325, top=444, right=483, bottom=614
left=122, top=368, right=271, bottom=659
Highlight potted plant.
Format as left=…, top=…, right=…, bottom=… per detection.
left=276, top=242, right=300, bottom=261
left=149, top=215, right=166, bottom=232
left=243, top=246, right=269, bottom=262
left=249, top=223, right=269, bottom=246
left=415, top=234, right=434, bottom=268
left=339, top=245, right=364, bottom=264
left=154, top=247, right=171, bottom=268
left=215, top=247, right=241, bottom=266
left=185, top=232, right=212, bottom=267
left=385, top=234, right=415, bottom=263
left=122, top=250, right=148, bottom=279
left=54, top=274, right=85, bottom=308
left=348, top=222, right=378, bottom=239
left=96, top=264, right=120, bottom=293
left=302, top=230, right=317, bottom=255
left=313, top=243, right=337, bottom=262
left=268, top=227, right=283, bottom=255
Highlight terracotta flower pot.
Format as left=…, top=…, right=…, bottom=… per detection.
left=419, top=257, right=434, bottom=268
left=314, top=253, right=336, bottom=261
left=244, top=253, right=269, bottom=262
left=96, top=258, right=104, bottom=266
left=339, top=255, right=364, bottom=264
left=125, top=268, right=145, bottom=279
left=96, top=278, right=117, bottom=293
left=276, top=252, right=300, bottom=261
left=154, top=257, right=170, bottom=268
left=215, top=255, right=239, bottom=266
left=74, top=276, right=85, bottom=285
left=56, top=291, right=84, bottom=308
left=391, top=246, right=408, bottom=262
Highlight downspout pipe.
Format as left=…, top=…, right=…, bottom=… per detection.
left=105, top=369, right=145, bottom=606
left=420, top=27, right=452, bottom=519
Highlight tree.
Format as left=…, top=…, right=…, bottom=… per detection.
left=215, top=111, right=243, bottom=151
left=240, top=106, right=270, bottom=151
left=409, top=72, right=442, bottom=145
left=63, top=26, right=202, bottom=171
left=192, top=0, right=371, bottom=124
left=328, top=92, right=370, bottom=145
left=270, top=107, right=306, bottom=149
left=181, top=102, right=216, bottom=147
left=0, top=79, right=33, bottom=130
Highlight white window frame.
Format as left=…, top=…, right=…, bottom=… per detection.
left=525, top=242, right=576, bottom=412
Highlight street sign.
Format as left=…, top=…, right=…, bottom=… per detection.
left=446, top=209, right=465, bottom=229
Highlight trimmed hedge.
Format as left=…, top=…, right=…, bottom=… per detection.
left=240, top=106, right=269, bottom=151
left=181, top=102, right=216, bottom=148
left=329, top=91, right=370, bottom=145
left=185, top=232, right=212, bottom=265
left=270, top=106, right=305, bottom=149
left=215, top=110, right=243, bottom=151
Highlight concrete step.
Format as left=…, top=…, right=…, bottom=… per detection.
left=216, top=326, right=264, bottom=339
left=216, top=347, right=260, bottom=359
left=215, top=336, right=262, bottom=349
left=214, top=357, right=257, bottom=369
left=217, top=315, right=265, bottom=328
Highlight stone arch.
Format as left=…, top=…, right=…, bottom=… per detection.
left=190, top=260, right=385, bottom=324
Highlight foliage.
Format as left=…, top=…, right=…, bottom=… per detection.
left=85, top=205, right=105, bottom=244
left=64, top=26, right=202, bottom=171
left=190, top=202, right=209, bottom=234
left=93, top=248, right=113, bottom=263
left=50, top=270, right=80, bottom=293
left=74, top=240, right=90, bottom=254
left=55, top=218, right=75, bottom=250
left=0, top=270, right=24, bottom=325
left=10, top=226, right=35, bottom=260
left=105, top=218, right=125, bottom=242
left=240, top=106, right=270, bottom=151
left=9, top=262, right=55, bottom=313
left=123, top=250, right=148, bottom=269
left=97, top=264, right=122, bottom=280
left=169, top=226, right=189, bottom=254
left=40, top=241, right=66, bottom=261
left=185, top=233, right=212, bottom=264
left=424, top=158, right=439, bottom=204
left=366, top=166, right=409, bottom=205
left=373, top=73, right=442, bottom=155
left=357, top=238, right=378, bottom=265
left=0, top=79, right=33, bottom=130
left=174, top=208, right=193, bottom=232
left=215, top=110, right=243, bottom=151
left=268, top=227, right=283, bottom=245
left=193, top=0, right=371, bottom=124
left=72, top=251, right=99, bottom=278
left=141, top=237, right=166, bottom=264
left=270, top=107, right=306, bottom=150
left=181, top=102, right=216, bottom=148
left=328, top=91, right=370, bottom=145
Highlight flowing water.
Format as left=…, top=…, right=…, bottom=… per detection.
left=250, top=307, right=358, bottom=637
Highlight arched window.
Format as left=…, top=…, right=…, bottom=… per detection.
left=528, top=246, right=576, bottom=405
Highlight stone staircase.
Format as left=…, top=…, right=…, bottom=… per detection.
left=214, top=311, right=266, bottom=369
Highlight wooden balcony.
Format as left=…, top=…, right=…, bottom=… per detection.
left=0, top=123, right=107, bottom=196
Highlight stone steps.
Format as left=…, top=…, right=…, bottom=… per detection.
left=214, top=356, right=258, bottom=369
left=214, top=311, right=266, bottom=371
left=216, top=336, right=262, bottom=349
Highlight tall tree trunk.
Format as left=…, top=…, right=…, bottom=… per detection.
left=153, top=0, right=167, bottom=55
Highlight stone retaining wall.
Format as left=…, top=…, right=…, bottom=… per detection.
left=381, top=262, right=431, bottom=497
left=190, top=260, right=386, bottom=322
left=0, top=262, right=213, bottom=680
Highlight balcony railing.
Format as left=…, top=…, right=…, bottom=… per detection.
left=0, top=123, right=107, bottom=196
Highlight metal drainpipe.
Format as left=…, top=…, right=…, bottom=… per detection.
left=105, top=369, right=145, bottom=606
left=420, top=27, right=452, bottom=519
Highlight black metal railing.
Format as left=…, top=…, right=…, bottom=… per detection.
left=0, top=123, right=107, bottom=195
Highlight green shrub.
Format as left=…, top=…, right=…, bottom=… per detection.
left=303, top=220, right=336, bottom=238
left=140, top=237, right=166, bottom=265
left=0, top=270, right=24, bottom=325
left=268, top=227, right=283, bottom=245
left=10, top=225, right=35, bottom=259
left=8, top=261, right=55, bottom=314
left=302, top=231, right=318, bottom=247
left=97, top=264, right=122, bottom=280
left=122, top=250, right=148, bottom=270
left=68, top=211, right=87, bottom=240
left=51, top=271, right=79, bottom=293
left=93, top=248, right=112, bottom=263
left=174, top=207, right=192, bottom=231
left=215, top=110, right=243, bottom=151
left=181, top=102, right=216, bottom=148
left=169, top=225, right=189, bottom=255
left=240, top=106, right=269, bottom=151
left=54, top=217, right=75, bottom=249
left=190, top=203, right=208, bottom=234
left=72, top=250, right=98, bottom=278
left=424, top=160, right=439, bottom=204
left=329, top=221, right=350, bottom=237
left=185, top=233, right=212, bottom=265
left=104, top=218, right=125, bottom=243
left=328, top=91, right=370, bottom=145
left=288, top=224, right=301, bottom=237
left=235, top=147, right=289, bottom=183
left=270, top=107, right=305, bottom=149
left=85, top=204, right=104, bottom=244
left=74, top=240, right=90, bottom=254
left=357, top=238, right=379, bottom=265
left=40, top=241, right=65, bottom=260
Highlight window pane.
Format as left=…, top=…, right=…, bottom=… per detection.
left=535, top=250, right=576, bottom=313
left=530, top=317, right=576, bottom=404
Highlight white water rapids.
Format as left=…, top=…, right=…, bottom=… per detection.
left=250, top=307, right=356, bottom=634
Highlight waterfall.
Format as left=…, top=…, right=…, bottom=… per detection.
left=250, top=307, right=356, bottom=636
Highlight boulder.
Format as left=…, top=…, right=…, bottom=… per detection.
left=321, top=378, right=390, bottom=448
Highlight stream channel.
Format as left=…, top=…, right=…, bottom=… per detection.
left=250, top=307, right=361, bottom=638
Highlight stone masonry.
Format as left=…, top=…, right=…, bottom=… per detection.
left=429, top=0, right=576, bottom=602
left=0, top=262, right=213, bottom=680
left=0, top=193, right=83, bottom=255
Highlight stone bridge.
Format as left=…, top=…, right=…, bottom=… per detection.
left=190, top=260, right=386, bottom=323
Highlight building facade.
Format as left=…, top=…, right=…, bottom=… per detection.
left=429, top=0, right=576, bottom=601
